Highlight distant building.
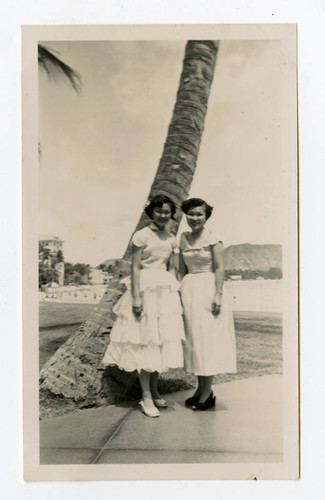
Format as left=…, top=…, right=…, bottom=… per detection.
left=39, top=235, right=65, bottom=286
left=39, top=235, right=64, bottom=253
left=89, top=268, right=109, bottom=285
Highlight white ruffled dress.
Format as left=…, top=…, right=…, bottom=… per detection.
left=180, top=229, right=237, bottom=376
left=102, top=224, right=185, bottom=373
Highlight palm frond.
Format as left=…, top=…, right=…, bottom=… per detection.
left=38, top=44, right=82, bottom=93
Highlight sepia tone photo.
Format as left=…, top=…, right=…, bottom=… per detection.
left=22, top=24, right=298, bottom=481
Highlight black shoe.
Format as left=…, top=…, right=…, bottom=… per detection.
left=192, top=392, right=216, bottom=411
left=185, top=394, right=201, bottom=406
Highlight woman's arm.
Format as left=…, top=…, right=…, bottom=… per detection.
left=131, top=244, right=143, bottom=317
left=177, top=249, right=188, bottom=281
left=211, top=242, right=225, bottom=316
left=167, top=251, right=177, bottom=278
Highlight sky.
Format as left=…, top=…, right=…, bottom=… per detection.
left=39, top=39, right=284, bottom=266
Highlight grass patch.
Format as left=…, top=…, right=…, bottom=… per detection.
left=39, top=302, right=95, bottom=328
left=39, top=303, right=282, bottom=382
left=39, top=302, right=96, bottom=368
left=213, top=311, right=282, bottom=384
left=39, top=324, right=80, bottom=369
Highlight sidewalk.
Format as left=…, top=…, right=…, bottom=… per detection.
left=40, top=374, right=282, bottom=464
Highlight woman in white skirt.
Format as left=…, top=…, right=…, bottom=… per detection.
left=102, top=195, right=185, bottom=417
left=179, top=198, right=237, bottom=411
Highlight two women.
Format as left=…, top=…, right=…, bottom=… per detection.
left=102, top=194, right=236, bottom=416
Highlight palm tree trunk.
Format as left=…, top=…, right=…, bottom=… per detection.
left=39, top=41, right=219, bottom=417
left=124, top=40, right=219, bottom=257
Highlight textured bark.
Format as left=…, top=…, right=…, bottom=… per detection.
left=39, top=40, right=219, bottom=416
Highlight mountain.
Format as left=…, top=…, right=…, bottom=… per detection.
left=224, top=244, right=282, bottom=271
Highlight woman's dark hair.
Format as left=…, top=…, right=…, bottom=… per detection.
left=181, top=198, right=213, bottom=220
left=145, top=194, right=176, bottom=220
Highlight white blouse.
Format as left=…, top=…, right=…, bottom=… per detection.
left=180, top=228, right=222, bottom=274
left=132, top=223, right=176, bottom=270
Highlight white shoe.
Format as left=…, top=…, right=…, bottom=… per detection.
left=139, top=400, right=160, bottom=418
left=153, top=398, right=168, bottom=408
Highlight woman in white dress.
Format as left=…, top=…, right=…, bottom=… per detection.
left=102, top=195, right=185, bottom=417
left=179, top=198, right=237, bottom=411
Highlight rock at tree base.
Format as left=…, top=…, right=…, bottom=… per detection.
left=40, top=367, right=196, bottom=420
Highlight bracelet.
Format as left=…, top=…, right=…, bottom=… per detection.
left=216, top=290, right=223, bottom=294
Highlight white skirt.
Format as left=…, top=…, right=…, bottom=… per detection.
left=180, top=272, right=237, bottom=376
left=102, top=269, right=185, bottom=373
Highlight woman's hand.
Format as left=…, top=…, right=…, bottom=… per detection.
left=211, top=293, right=222, bottom=317
left=132, top=296, right=143, bottom=318
left=131, top=244, right=143, bottom=319
left=211, top=242, right=224, bottom=317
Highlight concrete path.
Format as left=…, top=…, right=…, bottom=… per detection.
left=40, top=374, right=282, bottom=465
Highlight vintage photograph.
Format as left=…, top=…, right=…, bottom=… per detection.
left=22, top=24, right=298, bottom=480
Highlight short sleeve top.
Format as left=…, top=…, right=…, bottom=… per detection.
left=180, top=228, right=222, bottom=274
left=131, top=223, right=177, bottom=270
